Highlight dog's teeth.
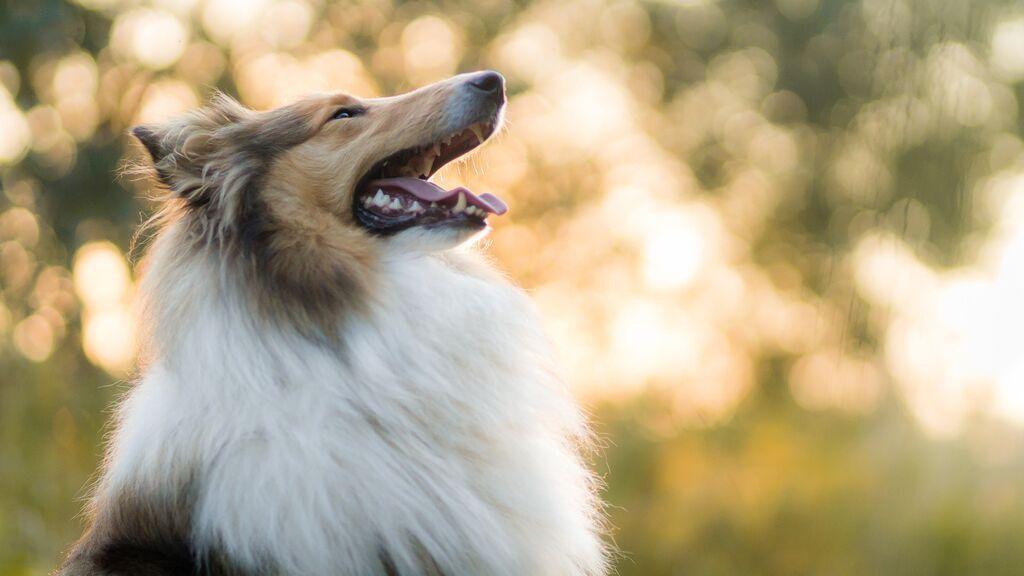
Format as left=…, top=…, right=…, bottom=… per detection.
left=373, top=189, right=388, bottom=206
left=363, top=196, right=373, bottom=207
left=389, top=198, right=402, bottom=210
left=469, top=124, right=485, bottom=144
left=430, top=202, right=438, bottom=209
left=410, top=201, right=423, bottom=212
left=411, top=154, right=431, bottom=178
left=453, top=192, right=466, bottom=214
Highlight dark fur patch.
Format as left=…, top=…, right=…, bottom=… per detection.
left=58, top=479, right=256, bottom=576
left=380, top=549, right=400, bottom=576
left=378, top=545, right=446, bottom=576
left=233, top=191, right=372, bottom=340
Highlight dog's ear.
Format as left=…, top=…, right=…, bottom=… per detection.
left=131, top=125, right=164, bottom=162
left=130, top=94, right=251, bottom=206
left=130, top=124, right=176, bottom=187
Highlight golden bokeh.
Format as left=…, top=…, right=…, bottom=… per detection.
left=72, top=242, right=135, bottom=376
left=5, top=0, right=1024, bottom=574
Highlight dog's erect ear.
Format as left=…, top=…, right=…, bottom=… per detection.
left=128, top=93, right=317, bottom=222
left=131, top=125, right=165, bottom=163
left=131, top=124, right=177, bottom=188
left=129, top=94, right=252, bottom=198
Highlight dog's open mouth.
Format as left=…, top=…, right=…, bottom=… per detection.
left=353, top=120, right=507, bottom=234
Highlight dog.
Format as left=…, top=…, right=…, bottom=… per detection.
left=58, top=71, right=607, bottom=576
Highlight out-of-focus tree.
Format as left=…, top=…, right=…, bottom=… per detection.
left=4, top=0, right=1024, bottom=574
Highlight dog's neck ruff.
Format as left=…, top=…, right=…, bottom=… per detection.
left=103, top=245, right=607, bottom=576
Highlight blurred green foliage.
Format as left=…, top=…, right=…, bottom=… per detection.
left=4, top=0, right=1024, bottom=575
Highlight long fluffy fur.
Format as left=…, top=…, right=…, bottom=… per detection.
left=61, top=75, right=607, bottom=576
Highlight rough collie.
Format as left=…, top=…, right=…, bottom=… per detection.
left=58, top=71, right=607, bottom=575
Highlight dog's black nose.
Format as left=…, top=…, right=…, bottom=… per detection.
left=467, top=71, right=505, bottom=96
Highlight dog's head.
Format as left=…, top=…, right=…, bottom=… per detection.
left=133, top=72, right=507, bottom=332
left=133, top=71, right=507, bottom=252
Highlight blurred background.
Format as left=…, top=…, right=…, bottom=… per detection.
left=3, top=0, right=1024, bottom=573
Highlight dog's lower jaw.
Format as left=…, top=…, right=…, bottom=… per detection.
left=63, top=248, right=607, bottom=576
left=387, top=218, right=490, bottom=254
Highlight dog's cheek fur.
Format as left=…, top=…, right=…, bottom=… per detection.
left=237, top=148, right=379, bottom=337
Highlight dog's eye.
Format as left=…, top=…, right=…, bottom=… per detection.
left=330, top=107, right=364, bottom=121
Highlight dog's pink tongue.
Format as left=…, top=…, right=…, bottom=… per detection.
left=368, top=177, right=508, bottom=215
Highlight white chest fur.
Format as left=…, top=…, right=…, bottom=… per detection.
left=103, top=249, right=605, bottom=576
